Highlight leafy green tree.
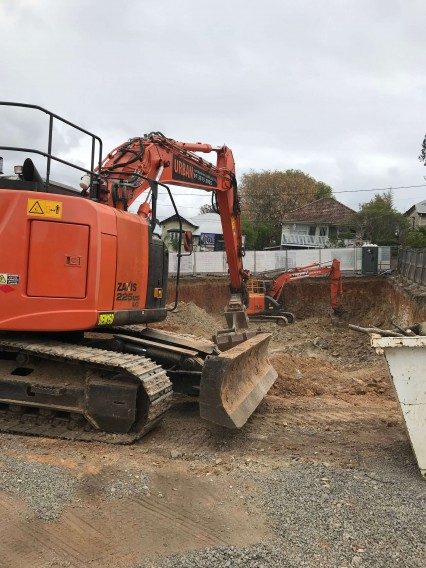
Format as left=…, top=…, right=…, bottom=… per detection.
left=356, top=191, right=408, bottom=245
left=240, top=169, right=333, bottom=230
left=405, top=227, right=426, bottom=248
left=241, top=217, right=278, bottom=250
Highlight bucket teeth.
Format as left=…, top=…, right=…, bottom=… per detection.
left=199, top=333, right=277, bottom=428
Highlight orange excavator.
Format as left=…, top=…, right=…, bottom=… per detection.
left=0, top=102, right=276, bottom=442
left=247, top=259, right=343, bottom=324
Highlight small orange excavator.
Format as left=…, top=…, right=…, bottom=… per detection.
left=0, top=102, right=277, bottom=442
left=247, top=259, right=343, bottom=324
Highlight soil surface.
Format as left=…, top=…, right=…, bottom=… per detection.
left=0, top=286, right=425, bottom=568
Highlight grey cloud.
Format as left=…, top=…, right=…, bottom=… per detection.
left=1, top=0, right=425, bottom=214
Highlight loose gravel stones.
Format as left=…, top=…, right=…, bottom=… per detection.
left=0, top=456, right=76, bottom=521
left=105, top=470, right=150, bottom=499
left=258, top=459, right=425, bottom=567
left=137, top=451, right=425, bottom=568
left=140, top=544, right=283, bottom=568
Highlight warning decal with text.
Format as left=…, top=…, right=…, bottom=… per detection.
left=27, top=198, right=63, bottom=219
left=0, top=273, right=20, bottom=293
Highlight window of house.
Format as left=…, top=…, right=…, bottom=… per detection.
left=169, top=231, right=180, bottom=241
left=319, top=226, right=328, bottom=237
left=308, top=225, right=316, bottom=236
left=292, top=224, right=309, bottom=235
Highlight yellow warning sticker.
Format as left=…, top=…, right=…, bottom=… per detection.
left=97, top=313, right=115, bottom=326
left=27, top=198, right=63, bottom=219
left=0, top=274, right=6, bottom=284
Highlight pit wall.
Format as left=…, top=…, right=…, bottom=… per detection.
left=167, top=276, right=425, bottom=326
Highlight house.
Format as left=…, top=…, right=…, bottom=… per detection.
left=280, top=197, right=356, bottom=248
left=159, top=214, right=199, bottom=251
left=159, top=212, right=224, bottom=251
left=404, top=200, right=426, bottom=230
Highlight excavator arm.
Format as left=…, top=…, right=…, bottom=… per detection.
left=94, top=134, right=248, bottom=298
left=84, top=133, right=250, bottom=330
left=268, top=258, right=343, bottom=311
left=93, top=133, right=276, bottom=426
left=247, top=259, right=343, bottom=323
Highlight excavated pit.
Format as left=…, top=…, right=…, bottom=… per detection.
left=168, top=275, right=425, bottom=325
left=165, top=275, right=425, bottom=401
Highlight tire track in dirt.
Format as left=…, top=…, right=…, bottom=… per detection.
left=0, top=472, right=268, bottom=568
left=131, top=494, right=230, bottom=547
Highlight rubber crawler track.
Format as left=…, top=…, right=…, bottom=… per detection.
left=0, top=336, right=173, bottom=444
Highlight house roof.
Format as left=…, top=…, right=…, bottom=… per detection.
left=159, top=212, right=223, bottom=236
left=159, top=214, right=198, bottom=228
left=404, top=199, right=426, bottom=216
left=281, top=197, right=356, bottom=225
left=190, top=213, right=222, bottom=236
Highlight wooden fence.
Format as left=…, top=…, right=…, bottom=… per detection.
left=398, top=248, right=426, bottom=286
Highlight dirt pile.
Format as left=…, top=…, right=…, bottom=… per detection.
left=158, top=301, right=223, bottom=338
left=258, top=316, right=379, bottom=365
left=249, top=315, right=391, bottom=399
left=269, top=353, right=390, bottom=398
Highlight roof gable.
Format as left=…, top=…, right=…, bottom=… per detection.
left=281, top=197, right=356, bottom=225
left=159, top=213, right=198, bottom=228
left=404, top=199, right=426, bottom=216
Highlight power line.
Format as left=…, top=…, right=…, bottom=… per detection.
left=156, top=183, right=426, bottom=197
left=333, top=184, right=426, bottom=195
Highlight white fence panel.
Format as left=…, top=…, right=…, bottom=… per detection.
left=169, top=253, right=193, bottom=274
left=293, top=249, right=322, bottom=267
left=319, top=248, right=333, bottom=265
left=194, top=251, right=226, bottom=273
left=168, top=247, right=391, bottom=275
left=243, top=251, right=255, bottom=272
left=328, top=248, right=357, bottom=271
left=378, top=247, right=391, bottom=270
left=255, top=251, right=288, bottom=272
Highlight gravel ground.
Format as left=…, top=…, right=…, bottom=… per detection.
left=0, top=456, right=76, bottom=521
left=260, top=460, right=425, bottom=567
left=141, top=544, right=284, bottom=568
left=104, top=470, right=150, bottom=499
left=139, top=449, right=425, bottom=568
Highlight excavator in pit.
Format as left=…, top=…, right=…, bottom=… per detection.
left=0, top=102, right=277, bottom=443
left=247, top=259, right=343, bottom=325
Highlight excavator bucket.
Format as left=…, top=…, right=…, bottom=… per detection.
left=199, top=333, right=277, bottom=428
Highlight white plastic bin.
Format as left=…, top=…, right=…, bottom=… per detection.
left=371, top=335, right=426, bottom=478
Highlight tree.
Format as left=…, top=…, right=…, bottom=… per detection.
left=405, top=227, right=426, bottom=248
left=240, top=169, right=333, bottom=230
left=242, top=217, right=277, bottom=250
left=356, top=191, right=408, bottom=245
left=419, top=134, right=426, bottom=164
left=199, top=203, right=215, bottom=214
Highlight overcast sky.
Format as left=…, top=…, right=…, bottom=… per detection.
left=1, top=0, right=425, bottom=218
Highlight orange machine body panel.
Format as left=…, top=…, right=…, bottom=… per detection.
left=27, top=221, right=90, bottom=298
left=0, top=189, right=162, bottom=332
left=247, top=293, right=265, bottom=315
left=246, top=279, right=266, bottom=315
left=113, top=212, right=148, bottom=312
